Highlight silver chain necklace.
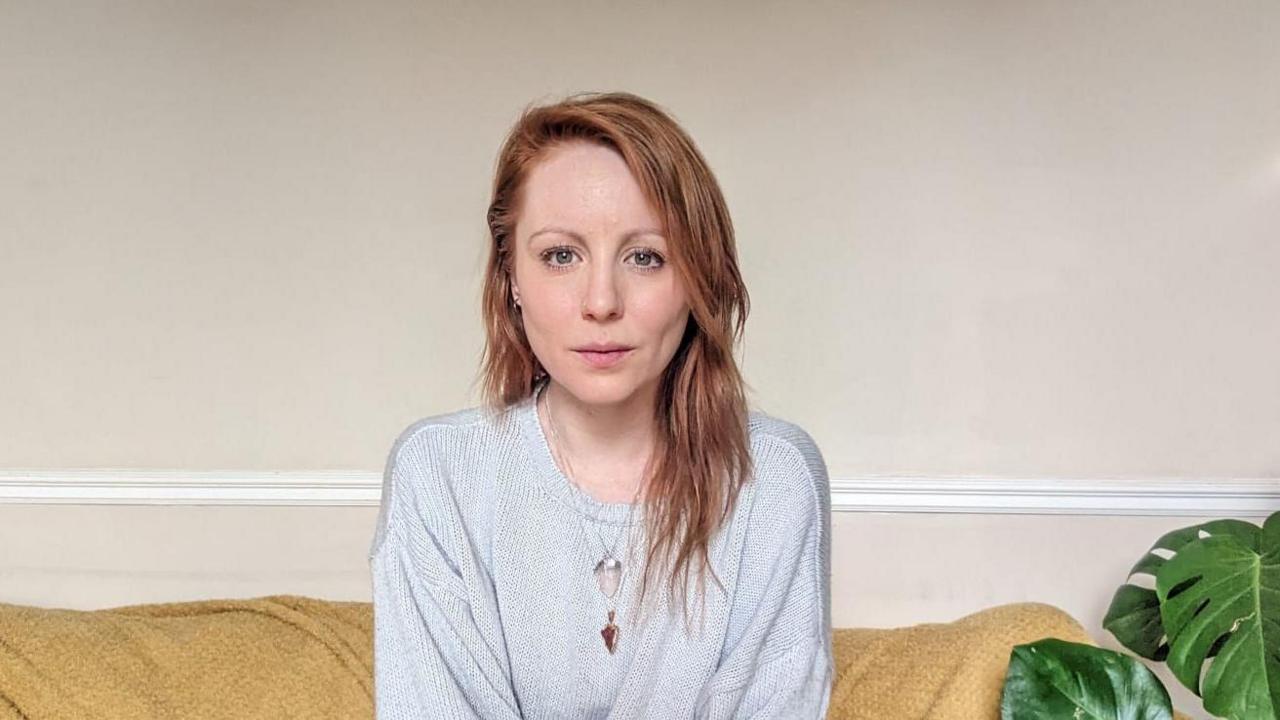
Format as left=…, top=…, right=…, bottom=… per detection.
left=539, top=380, right=644, bottom=655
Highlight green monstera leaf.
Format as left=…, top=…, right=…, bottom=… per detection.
left=1000, top=637, right=1173, bottom=720
left=1104, top=517, right=1262, bottom=661
left=1156, top=510, right=1280, bottom=719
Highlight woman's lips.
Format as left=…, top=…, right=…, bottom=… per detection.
left=575, top=349, right=632, bottom=368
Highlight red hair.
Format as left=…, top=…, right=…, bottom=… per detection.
left=474, top=91, right=754, bottom=630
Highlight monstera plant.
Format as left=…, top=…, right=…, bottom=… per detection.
left=1000, top=510, right=1280, bottom=720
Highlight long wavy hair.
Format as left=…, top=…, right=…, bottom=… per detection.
left=473, top=91, right=754, bottom=631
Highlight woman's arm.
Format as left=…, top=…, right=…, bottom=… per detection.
left=695, top=429, right=834, bottom=719
left=369, top=426, right=524, bottom=720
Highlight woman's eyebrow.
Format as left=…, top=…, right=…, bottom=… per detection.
left=529, top=226, right=665, bottom=243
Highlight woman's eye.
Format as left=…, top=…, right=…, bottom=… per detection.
left=632, top=250, right=665, bottom=269
left=540, top=247, right=665, bottom=271
left=537, top=248, right=577, bottom=269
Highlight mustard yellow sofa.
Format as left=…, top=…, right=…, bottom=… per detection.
left=0, top=594, right=1182, bottom=719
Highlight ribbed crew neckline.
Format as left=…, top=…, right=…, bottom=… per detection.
left=516, top=378, right=646, bottom=527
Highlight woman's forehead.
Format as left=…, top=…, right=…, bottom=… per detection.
left=519, top=145, right=664, bottom=238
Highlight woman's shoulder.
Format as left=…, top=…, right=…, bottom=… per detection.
left=378, top=404, right=514, bottom=502
left=390, top=394, right=536, bottom=460
left=744, top=408, right=830, bottom=518
left=385, top=405, right=491, bottom=464
left=370, top=403, right=512, bottom=558
left=747, top=408, right=821, bottom=456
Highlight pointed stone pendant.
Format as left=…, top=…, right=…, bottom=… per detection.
left=594, top=556, right=621, bottom=598
left=601, top=609, right=619, bottom=654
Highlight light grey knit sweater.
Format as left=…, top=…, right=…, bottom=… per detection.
left=368, top=383, right=833, bottom=719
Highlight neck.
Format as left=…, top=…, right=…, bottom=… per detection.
left=539, top=378, right=657, bottom=501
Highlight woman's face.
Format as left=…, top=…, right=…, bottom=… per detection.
left=510, top=141, right=691, bottom=407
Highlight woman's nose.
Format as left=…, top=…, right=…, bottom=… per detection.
left=581, top=268, right=623, bottom=320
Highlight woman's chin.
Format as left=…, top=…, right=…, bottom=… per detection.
left=557, top=374, right=648, bottom=406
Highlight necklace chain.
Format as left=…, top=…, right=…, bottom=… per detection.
left=538, top=380, right=645, bottom=655
left=540, top=380, right=645, bottom=528
left=539, top=381, right=643, bottom=603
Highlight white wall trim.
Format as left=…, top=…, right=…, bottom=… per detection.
left=0, top=470, right=381, bottom=506
left=0, top=470, right=1275, bottom=516
left=830, top=475, right=1278, bottom=517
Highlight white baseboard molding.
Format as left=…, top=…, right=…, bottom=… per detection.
left=0, top=470, right=1276, bottom=516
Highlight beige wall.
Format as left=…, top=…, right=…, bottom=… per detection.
left=0, top=504, right=1233, bottom=629
left=3, top=4, right=1277, bottom=717
left=3, top=1, right=1277, bottom=474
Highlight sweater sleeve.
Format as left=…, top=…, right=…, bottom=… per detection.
left=368, top=425, right=524, bottom=720
left=695, top=429, right=834, bottom=719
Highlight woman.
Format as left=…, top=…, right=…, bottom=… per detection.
left=369, top=91, right=832, bottom=719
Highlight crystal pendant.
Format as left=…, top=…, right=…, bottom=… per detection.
left=594, top=556, right=622, bottom=598
left=601, top=609, right=619, bottom=654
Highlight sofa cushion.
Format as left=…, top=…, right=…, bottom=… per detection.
left=0, top=595, right=1186, bottom=719
left=0, top=595, right=372, bottom=720
left=829, top=601, right=1094, bottom=719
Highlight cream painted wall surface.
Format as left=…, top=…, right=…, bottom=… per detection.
left=2, top=1, right=1278, bottom=475
left=0, top=505, right=1238, bottom=631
